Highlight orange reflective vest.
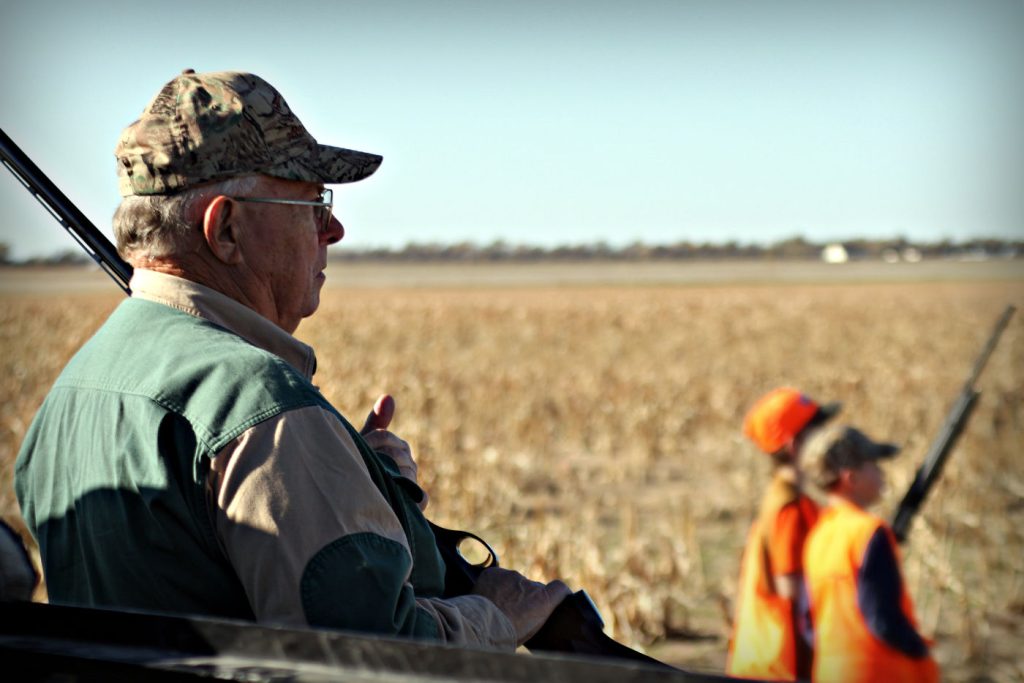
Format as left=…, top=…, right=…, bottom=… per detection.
left=804, top=500, right=939, bottom=683
left=727, top=475, right=818, bottom=680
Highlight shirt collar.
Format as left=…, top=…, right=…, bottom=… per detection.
left=129, top=269, right=317, bottom=380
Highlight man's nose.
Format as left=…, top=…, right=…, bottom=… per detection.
left=322, top=215, right=344, bottom=245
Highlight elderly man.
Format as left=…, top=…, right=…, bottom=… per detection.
left=15, top=69, right=568, bottom=650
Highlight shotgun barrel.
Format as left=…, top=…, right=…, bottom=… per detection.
left=891, top=305, right=1016, bottom=542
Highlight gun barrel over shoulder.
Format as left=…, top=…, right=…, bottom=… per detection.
left=0, top=127, right=133, bottom=293
left=891, top=305, right=1016, bottom=543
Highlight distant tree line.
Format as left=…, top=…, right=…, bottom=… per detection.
left=0, top=246, right=94, bottom=266
left=327, top=236, right=1022, bottom=263
left=0, top=236, right=1020, bottom=266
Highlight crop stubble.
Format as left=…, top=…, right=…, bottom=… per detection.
left=1, top=274, right=1021, bottom=681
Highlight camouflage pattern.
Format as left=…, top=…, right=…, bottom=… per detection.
left=115, top=69, right=382, bottom=196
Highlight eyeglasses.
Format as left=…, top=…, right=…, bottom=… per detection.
left=231, top=189, right=334, bottom=233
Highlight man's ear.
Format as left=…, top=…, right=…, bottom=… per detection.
left=202, top=195, right=243, bottom=264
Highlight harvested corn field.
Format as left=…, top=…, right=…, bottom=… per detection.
left=1, top=262, right=1022, bottom=681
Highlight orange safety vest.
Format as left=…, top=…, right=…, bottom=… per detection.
left=727, top=475, right=818, bottom=681
left=804, top=500, right=939, bottom=683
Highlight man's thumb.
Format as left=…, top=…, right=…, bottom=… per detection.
left=360, top=394, right=395, bottom=434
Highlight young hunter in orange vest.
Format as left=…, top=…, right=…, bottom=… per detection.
left=803, top=424, right=940, bottom=683
left=726, top=388, right=839, bottom=681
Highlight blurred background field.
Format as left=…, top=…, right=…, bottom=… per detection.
left=1, top=262, right=1022, bottom=682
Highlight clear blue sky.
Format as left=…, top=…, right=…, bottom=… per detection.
left=2, top=0, right=1022, bottom=260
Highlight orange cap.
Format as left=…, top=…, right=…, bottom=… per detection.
left=743, top=387, right=838, bottom=454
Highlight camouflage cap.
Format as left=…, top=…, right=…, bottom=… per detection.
left=115, top=69, right=382, bottom=196
left=806, top=423, right=901, bottom=490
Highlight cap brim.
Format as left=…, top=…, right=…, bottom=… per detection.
left=315, top=144, right=383, bottom=184
left=818, top=402, right=842, bottom=421
left=867, top=442, right=901, bottom=460
left=270, top=144, right=383, bottom=185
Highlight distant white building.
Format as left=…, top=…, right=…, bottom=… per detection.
left=822, top=243, right=849, bottom=264
left=881, top=247, right=923, bottom=263
left=902, top=247, right=922, bottom=263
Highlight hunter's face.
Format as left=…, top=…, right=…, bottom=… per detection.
left=850, top=460, right=884, bottom=507
left=236, top=176, right=343, bottom=332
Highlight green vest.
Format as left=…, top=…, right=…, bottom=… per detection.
left=16, top=298, right=444, bottom=638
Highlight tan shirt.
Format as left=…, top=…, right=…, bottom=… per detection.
left=131, top=269, right=515, bottom=649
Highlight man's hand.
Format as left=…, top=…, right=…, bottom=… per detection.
left=471, top=567, right=572, bottom=645
left=360, top=394, right=396, bottom=434
left=360, top=394, right=426, bottom=508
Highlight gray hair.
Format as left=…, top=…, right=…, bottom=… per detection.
left=113, top=175, right=259, bottom=261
